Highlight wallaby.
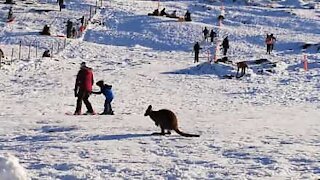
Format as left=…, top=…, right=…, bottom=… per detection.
left=236, top=61, right=248, bottom=78
left=144, top=105, right=200, bottom=137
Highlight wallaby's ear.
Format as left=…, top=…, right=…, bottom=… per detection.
left=148, top=105, right=152, bottom=110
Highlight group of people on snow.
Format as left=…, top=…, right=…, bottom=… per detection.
left=74, top=62, right=114, bottom=115
left=148, top=8, right=192, bottom=21
left=265, top=34, right=276, bottom=54
left=202, top=27, right=217, bottom=43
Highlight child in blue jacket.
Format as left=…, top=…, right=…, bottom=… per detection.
left=93, top=80, right=114, bottom=115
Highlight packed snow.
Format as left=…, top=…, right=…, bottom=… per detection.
left=0, top=0, right=319, bottom=179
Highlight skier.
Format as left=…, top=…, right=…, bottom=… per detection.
left=221, top=36, right=229, bottom=56
left=203, top=27, right=209, bottom=41
left=74, top=62, right=95, bottom=115
left=92, top=80, right=114, bottom=115
left=193, top=42, right=202, bottom=63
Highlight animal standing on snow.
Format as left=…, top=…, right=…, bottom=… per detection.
left=236, top=61, right=248, bottom=78
left=144, top=105, right=200, bottom=137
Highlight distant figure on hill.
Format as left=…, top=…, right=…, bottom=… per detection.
left=58, top=0, right=64, bottom=11
left=40, top=25, right=51, bottom=36
left=167, top=10, right=177, bottom=18
left=203, top=27, right=209, bottom=41
left=71, top=27, right=77, bottom=38
left=221, top=36, right=229, bottom=56
left=42, top=50, right=51, bottom=57
left=265, top=34, right=272, bottom=54
left=209, top=29, right=217, bottom=43
left=148, top=9, right=159, bottom=16
left=74, top=62, right=95, bottom=115
left=92, top=80, right=114, bottom=115
left=184, top=10, right=191, bottom=21
left=7, top=7, right=13, bottom=20
left=160, top=8, right=167, bottom=16
left=193, top=42, right=202, bottom=63
left=0, top=48, right=4, bottom=59
left=270, top=34, right=276, bottom=52
left=66, top=19, right=73, bottom=38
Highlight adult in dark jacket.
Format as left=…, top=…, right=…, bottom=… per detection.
left=66, top=20, right=73, bottom=38
left=92, top=80, right=114, bottom=115
left=193, top=42, right=202, bottom=63
left=58, top=0, right=64, bottom=11
left=74, top=62, right=95, bottom=115
left=209, top=29, right=216, bottom=43
left=221, top=36, right=229, bottom=56
left=203, top=27, right=209, bottom=41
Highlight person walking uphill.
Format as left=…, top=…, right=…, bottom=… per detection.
left=92, top=80, right=114, bottom=115
left=193, top=42, right=202, bottom=63
left=74, top=62, right=95, bottom=115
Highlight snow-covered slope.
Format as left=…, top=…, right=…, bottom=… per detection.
left=0, top=0, right=319, bottom=179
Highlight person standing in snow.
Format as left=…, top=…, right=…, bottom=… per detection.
left=7, top=7, right=13, bottom=20
left=74, top=62, right=95, bottom=115
left=221, top=36, right=229, bottom=56
left=270, top=34, right=276, bottom=52
left=92, top=80, right=114, bottom=115
left=209, top=29, right=216, bottom=43
left=193, top=42, right=202, bottom=63
left=265, top=34, right=272, bottom=54
left=203, top=27, right=209, bottom=41
left=58, top=0, right=64, bottom=11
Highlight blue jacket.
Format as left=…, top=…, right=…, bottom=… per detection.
left=102, top=85, right=114, bottom=101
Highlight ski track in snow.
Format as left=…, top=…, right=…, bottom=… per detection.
left=0, top=0, right=320, bottom=179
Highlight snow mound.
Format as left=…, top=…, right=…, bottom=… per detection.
left=0, top=153, right=29, bottom=180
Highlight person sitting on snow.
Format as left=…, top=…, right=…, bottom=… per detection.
left=42, top=50, right=51, bottom=57
left=92, top=80, right=114, bottom=115
left=40, top=25, right=51, bottom=36
left=148, top=9, right=159, bottom=16
left=184, top=10, right=191, bottom=21
left=160, top=8, right=167, bottom=16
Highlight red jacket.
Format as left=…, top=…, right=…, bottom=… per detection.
left=75, top=67, right=94, bottom=92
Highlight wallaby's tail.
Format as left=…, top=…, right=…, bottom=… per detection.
left=175, top=128, right=200, bottom=137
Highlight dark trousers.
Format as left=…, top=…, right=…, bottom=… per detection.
left=194, top=52, right=199, bottom=63
left=223, top=48, right=228, bottom=56
left=75, top=89, right=93, bottom=113
left=103, top=99, right=113, bottom=114
left=267, top=44, right=271, bottom=54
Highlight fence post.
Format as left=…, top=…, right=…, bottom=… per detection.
left=89, top=6, right=92, bottom=20
left=35, top=41, right=38, bottom=58
left=28, top=43, right=31, bottom=59
left=57, top=42, right=60, bottom=53
left=64, top=38, right=66, bottom=48
left=11, top=48, right=14, bottom=64
left=19, top=41, right=22, bottom=60
left=303, top=54, right=308, bottom=71
left=51, top=43, right=54, bottom=59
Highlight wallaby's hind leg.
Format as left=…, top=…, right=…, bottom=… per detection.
left=151, top=127, right=166, bottom=136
